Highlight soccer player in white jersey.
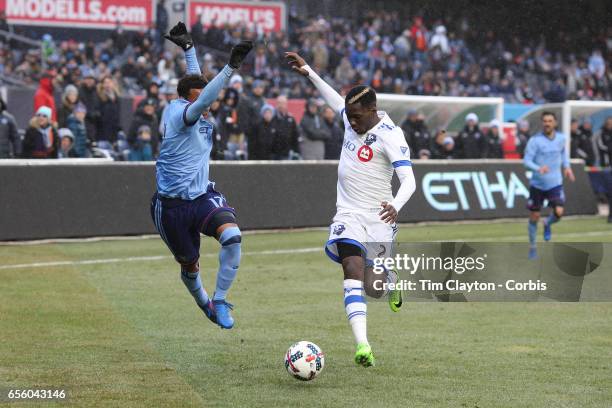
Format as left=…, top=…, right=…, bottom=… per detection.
left=286, top=52, right=417, bottom=367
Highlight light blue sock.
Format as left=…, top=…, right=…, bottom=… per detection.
left=546, top=213, right=560, bottom=226
left=214, top=227, right=241, bottom=301
left=528, top=220, right=537, bottom=246
left=181, top=269, right=210, bottom=307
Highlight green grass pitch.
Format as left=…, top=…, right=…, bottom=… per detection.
left=1, top=217, right=612, bottom=407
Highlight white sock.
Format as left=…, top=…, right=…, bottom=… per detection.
left=343, top=279, right=368, bottom=346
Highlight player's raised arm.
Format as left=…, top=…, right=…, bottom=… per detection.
left=186, top=41, right=252, bottom=124
left=285, top=52, right=344, bottom=113
left=165, top=22, right=201, bottom=75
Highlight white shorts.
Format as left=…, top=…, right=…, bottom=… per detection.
left=325, top=211, right=398, bottom=264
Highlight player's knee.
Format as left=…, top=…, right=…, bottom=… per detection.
left=341, top=257, right=364, bottom=280
left=219, top=225, right=241, bottom=246
left=219, top=226, right=242, bottom=266
left=204, top=210, right=237, bottom=237
left=554, top=207, right=564, bottom=219
left=529, top=212, right=540, bottom=222
left=181, top=260, right=199, bottom=273
left=364, top=267, right=385, bottom=299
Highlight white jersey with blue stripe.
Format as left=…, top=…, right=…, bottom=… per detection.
left=156, top=98, right=214, bottom=200
left=337, top=110, right=412, bottom=212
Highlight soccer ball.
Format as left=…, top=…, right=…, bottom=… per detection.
left=284, top=341, right=325, bottom=381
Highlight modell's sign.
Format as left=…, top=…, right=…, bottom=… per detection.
left=188, top=0, right=286, bottom=32
left=0, top=0, right=153, bottom=30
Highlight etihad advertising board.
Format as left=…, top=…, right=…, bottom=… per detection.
left=0, top=0, right=154, bottom=30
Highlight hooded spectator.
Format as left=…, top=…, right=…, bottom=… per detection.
left=484, top=120, right=504, bottom=158
left=159, top=78, right=179, bottom=137
left=0, top=97, right=19, bottom=158
left=431, top=129, right=455, bottom=159
left=401, top=109, right=432, bottom=159
left=595, top=117, right=612, bottom=167
left=57, top=84, right=79, bottom=128
left=67, top=103, right=90, bottom=158
left=516, top=120, right=531, bottom=157
left=323, top=105, right=343, bottom=160
left=128, top=98, right=159, bottom=159
left=22, top=106, right=58, bottom=158
left=570, top=118, right=595, bottom=166
left=57, top=128, right=78, bottom=158
left=79, top=69, right=100, bottom=141
left=430, top=25, right=450, bottom=55
left=137, top=80, right=162, bottom=113
left=95, top=76, right=121, bottom=146
left=219, top=88, right=246, bottom=159
left=300, top=99, right=331, bottom=160
left=273, top=95, right=300, bottom=160
left=34, top=73, right=56, bottom=122
left=250, top=104, right=279, bottom=160
left=455, top=112, right=485, bottom=158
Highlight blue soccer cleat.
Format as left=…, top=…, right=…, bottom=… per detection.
left=198, top=300, right=217, bottom=325
left=528, top=246, right=538, bottom=260
left=543, top=220, right=552, bottom=242
left=213, top=299, right=234, bottom=329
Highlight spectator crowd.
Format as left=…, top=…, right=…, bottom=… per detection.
left=0, top=3, right=610, bottom=161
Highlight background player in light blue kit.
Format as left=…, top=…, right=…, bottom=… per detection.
left=151, top=22, right=252, bottom=328
left=523, top=111, right=575, bottom=259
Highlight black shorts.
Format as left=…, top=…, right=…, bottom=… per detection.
left=150, top=184, right=235, bottom=265
left=527, top=185, right=565, bottom=212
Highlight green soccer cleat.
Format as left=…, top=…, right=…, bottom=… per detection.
left=355, top=343, right=375, bottom=367
left=388, top=280, right=403, bottom=313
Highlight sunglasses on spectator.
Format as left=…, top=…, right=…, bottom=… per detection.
left=36, top=113, right=49, bottom=117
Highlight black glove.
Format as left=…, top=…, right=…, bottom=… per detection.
left=164, top=22, right=193, bottom=51
left=229, top=40, right=254, bottom=69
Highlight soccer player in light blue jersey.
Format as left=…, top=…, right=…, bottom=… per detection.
left=523, top=111, right=575, bottom=259
left=150, top=22, right=252, bottom=329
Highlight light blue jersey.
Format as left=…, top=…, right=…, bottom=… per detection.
left=155, top=61, right=233, bottom=200
left=156, top=99, right=214, bottom=199
left=523, top=131, right=570, bottom=191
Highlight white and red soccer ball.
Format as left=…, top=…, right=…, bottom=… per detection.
left=284, top=341, right=325, bottom=381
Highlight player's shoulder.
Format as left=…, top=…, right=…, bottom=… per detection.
left=374, top=112, right=405, bottom=139
left=166, top=98, right=187, bottom=112
left=555, top=131, right=567, bottom=141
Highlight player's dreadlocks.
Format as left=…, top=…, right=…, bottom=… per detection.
left=177, top=74, right=209, bottom=99
left=345, top=85, right=376, bottom=108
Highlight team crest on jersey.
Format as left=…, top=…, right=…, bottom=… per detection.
left=199, top=123, right=212, bottom=133
left=357, top=145, right=374, bottom=162
left=364, top=134, right=377, bottom=146
left=333, top=224, right=346, bottom=235
left=400, top=146, right=409, bottom=155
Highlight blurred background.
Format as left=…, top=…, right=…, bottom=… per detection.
left=0, top=0, right=611, bottom=241
left=0, top=0, right=610, bottom=162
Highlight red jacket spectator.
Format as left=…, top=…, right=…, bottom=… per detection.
left=34, top=76, right=56, bottom=122
left=410, top=17, right=428, bottom=52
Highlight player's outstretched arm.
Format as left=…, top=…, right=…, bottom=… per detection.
left=285, top=52, right=344, bottom=113
left=184, top=41, right=253, bottom=124
left=165, top=22, right=201, bottom=75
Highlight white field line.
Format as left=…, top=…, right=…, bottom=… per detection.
left=1, top=215, right=605, bottom=247
left=2, top=229, right=612, bottom=271
left=0, top=247, right=322, bottom=270
left=434, top=230, right=612, bottom=242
